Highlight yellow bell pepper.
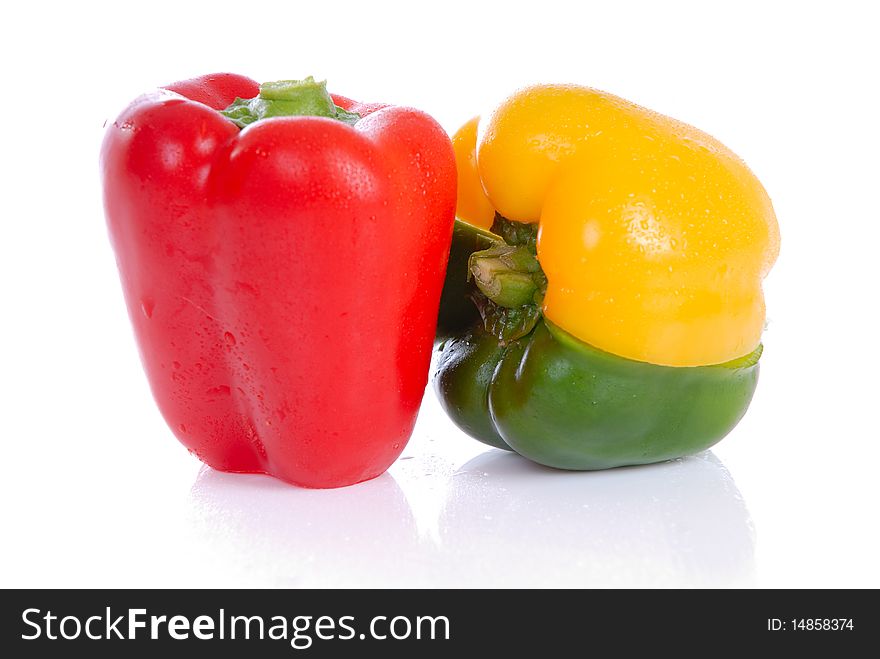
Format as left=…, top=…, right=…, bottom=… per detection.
left=453, top=84, right=779, bottom=366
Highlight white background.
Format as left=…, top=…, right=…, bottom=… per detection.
left=1, top=0, right=878, bottom=588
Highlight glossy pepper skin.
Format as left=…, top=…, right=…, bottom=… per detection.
left=437, top=314, right=761, bottom=468
left=102, top=73, right=456, bottom=488
left=435, top=84, right=778, bottom=470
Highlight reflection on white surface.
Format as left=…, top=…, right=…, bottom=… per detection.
left=437, top=451, right=755, bottom=587
left=189, top=470, right=421, bottom=587
left=189, top=450, right=754, bottom=587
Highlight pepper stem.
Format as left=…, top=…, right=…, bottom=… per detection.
left=466, top=215, right=550, bottom=342
left=469, top=243, right=545, bottom=308
left=260, top=77, right=337, bottom=105
left=220, top=76, right=360, bottom=129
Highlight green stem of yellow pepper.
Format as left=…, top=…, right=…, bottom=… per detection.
left=468, top=243, right=543, bottom=308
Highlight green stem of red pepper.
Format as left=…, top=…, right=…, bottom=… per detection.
left=220, top=77, right=360, bottom=128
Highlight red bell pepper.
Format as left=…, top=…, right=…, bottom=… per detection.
left=101, top=74, right=456, bottom=488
